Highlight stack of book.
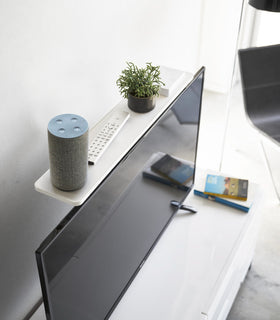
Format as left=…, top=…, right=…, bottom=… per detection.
left=194, top=172, right=255, bottom=213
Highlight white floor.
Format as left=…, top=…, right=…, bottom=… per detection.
left=197, top=83, right=280, bottom=320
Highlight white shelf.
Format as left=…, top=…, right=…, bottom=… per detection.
left=34, top=70, right=193, bottom=206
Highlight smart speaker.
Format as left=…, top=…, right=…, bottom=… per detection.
left=48, top=114, right=88, bottom=191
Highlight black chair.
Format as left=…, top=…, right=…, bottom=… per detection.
left=238, top=44, right=280, bottom=144
left=238, top=44, right=280, bottom=199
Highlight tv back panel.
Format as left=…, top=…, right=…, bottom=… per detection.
left=36, top=67, right=205, bottom=320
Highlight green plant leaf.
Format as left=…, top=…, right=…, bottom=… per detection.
left=116, top=62, right=165, bottom=98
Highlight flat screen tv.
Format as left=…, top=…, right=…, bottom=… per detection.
left=36, top=66, right=205, bottom=320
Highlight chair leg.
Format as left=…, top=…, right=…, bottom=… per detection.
left=260, top=137, right=280, bottom=201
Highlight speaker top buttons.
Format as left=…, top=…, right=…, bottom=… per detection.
left=48, top=114, right=88, bottom=138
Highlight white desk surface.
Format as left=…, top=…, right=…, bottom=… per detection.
left=30, top=185, right=261, bottom=320
left=34, top=71, right=193, bottom=206
left=108, top=188, right=261, bottom=320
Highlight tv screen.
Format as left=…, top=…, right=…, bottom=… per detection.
left=36, top=67, right=205, bottom=320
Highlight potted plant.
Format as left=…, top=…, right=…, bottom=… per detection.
left=116, top=62, right=164, bottom=113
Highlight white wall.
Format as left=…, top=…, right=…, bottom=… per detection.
left=253, top=9, right=280, bottom=46
left=0, top=1, right=203, bottom=319
left=198, top=0, right=244, bottom=92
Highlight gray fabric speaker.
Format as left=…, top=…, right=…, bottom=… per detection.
left=48, top=114, right=89, bottom=191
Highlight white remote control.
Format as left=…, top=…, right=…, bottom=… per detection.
left=88, top=110, right=130, bottom=165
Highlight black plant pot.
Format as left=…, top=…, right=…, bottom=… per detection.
left=127, top=94, right=156, bottom=113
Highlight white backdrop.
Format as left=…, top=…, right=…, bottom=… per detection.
left=254, top=9, right=280, bottom=46
left=198, top=0, right=244, bottom=92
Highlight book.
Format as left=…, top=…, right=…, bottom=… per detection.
left=194, top=171, right=255, bottom=212
left=142, top=152, right=194, bottom=191
left=193, top=190, right=253, bottom=213
left=204, top=174, right=248, bottom=201
left=151, top=153, right=194, bottom=186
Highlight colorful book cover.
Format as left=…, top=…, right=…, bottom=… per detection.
left=151, top=154, right=194, bottom=186
left=204, top=174, right=248, bottom=201
left=193, top=171, right=257, bottom=212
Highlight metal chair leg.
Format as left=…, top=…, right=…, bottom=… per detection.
left=260, top=137, right=280, bottom=201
